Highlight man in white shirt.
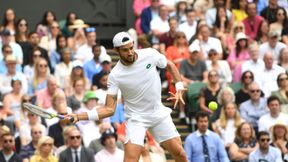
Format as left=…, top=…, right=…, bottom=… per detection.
left=66, top=31, right=187, bottom=162
left=259, top=31, right=286, bottom=63
left=95, top=129, right=124, bottom=162
left=258, top=96, right=288, bottom=133
left=189, top=24, right=223, bottom=59
left=242, top=42, right=264, bottom=86
left=260, top=52, right=285, bottom=97
left=249, top=131, right=282, bottom=162
left=179, top=9, right=197, bottom=42
left=75, top=28, right=106, bottom=63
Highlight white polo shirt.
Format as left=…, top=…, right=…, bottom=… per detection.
left=108, top=48, right=171, bottom=123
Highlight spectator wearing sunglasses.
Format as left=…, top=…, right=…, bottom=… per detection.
left=0, top=133, right=22, bottom=162
left=239, top=82, right=268, bottom=134
left=59, top=128, right=95, bottom=162
left=249, top=131, right=282, bottom=162
left=74, top=27, right=107, bottom=63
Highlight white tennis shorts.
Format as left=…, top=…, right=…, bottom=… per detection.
left=124, top=115, right=180, bottom=146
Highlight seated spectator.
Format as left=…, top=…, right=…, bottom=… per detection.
left=23, top=48, right=42, bottom=83
left=184, top=111, right=229, bottom=162
left=0, top=133, right=22, bottom=162
left=61, top=13, right=77, bottom=37
left=178, top=9, right=197, bottom=43
left=0, top=44, right=22, bottom=74
left=258, top=96, right=288, bottom=133
left=36, top=11, right=56, bottom=38
left=19, top=112, right=46, bottom=147
left=36, top=76, right=63, bottom=109
left=55, top=125, right=78, bottom=157
left=0, top=106, right=16, bottom=136
left=278, top=47, right=288, bottom=71
left=260, top=52, right=285, bottom=97
left=92, top=54, right=112, bottom=89
left=139, top=135, right=166, bottom=162
left=199, top=70, right=221, bottom=121
left=255, top=20, right=269, bottom=44
left=133, top=0, right=151, bottom=35
left=77, top=91, right=103, bottom=146
left=206, top=49, right=232, bottom=85
left=260, top=0, right=279, bottom=24
left=269, top=7, right=288, bottom=38
left=50, top=35, right=67, bottom=71
left=272, top=73, right=288, bottom=114
left=213, top=6, right=232, bottom=41
left=243, top=2, right=263, bottom=40
left=39, top=21, right=61, bottom=55
left=64, top=60, right=90, bottom=96
left=83, top=44, right=103, bottom=82
left=19, top=123, right=44, bottom=162
left=169, top=0, right=187, bottom=24
left=89, top=123, right=123, bottom=155
left=259, top=31, right=286, bottom=63
left=212, top=102, right=244, bottom=149
left=159, top=17, right=178, bottom=54
left=67, top=78, right=85, bottom=112
left=229, top=122, right=258, bottom=161
left=0, top=54, right=28, bottom=95
left=227, top=32, right=250, bottom=82
left=249, top=131, right=282, bottom=161
left=54, top=48, right=73, bottom=89
left=150, top=5, right=169, bottom=46
left=180, top=45, right=208, bottom=87
left=95, top=72, right=109, bottom=106
left=2, top=77, right=23, bottom=127
left=48, top=103, right=71, bottom=148
left=94, top=129, right=124, bottom=162
left=189, top=24, right=223, bottom=59
left=232, top=0, right=248, bottom=22
left=28, top=58, right=50, bottom=95
left=239, top=82, right=268, bottom=133
left=271, top=122, right=288, bottom=161
left=241, top=42, right=264, bottom=86
left=30, top=136, right=58, bottom=162
left=59, top=128, right=95, bottom=162
left=140, top=0, right=160, bottom=35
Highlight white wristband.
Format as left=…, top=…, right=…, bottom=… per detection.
left=175, top=82, right=184, bottom=92
left=87, top=110, right=99, bottom=121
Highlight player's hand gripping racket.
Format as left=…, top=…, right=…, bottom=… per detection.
left=23, top=103, right=74, bottom=122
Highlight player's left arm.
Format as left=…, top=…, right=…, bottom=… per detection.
left=166, top=60, right=185, bottom=107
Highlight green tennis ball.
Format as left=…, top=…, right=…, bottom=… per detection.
left=208, top=101, right=218, bottom=111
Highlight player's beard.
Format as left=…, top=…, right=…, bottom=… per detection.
left=119, top=53, right=136, bottom=65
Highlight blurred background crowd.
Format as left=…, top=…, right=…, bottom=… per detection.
left=0, top=0, right=288, bottom=161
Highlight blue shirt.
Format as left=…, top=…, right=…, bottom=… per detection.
left=110, top=103, right=125, bottom=124
left=184, top=130, right=230, bottom=162
left=0, top=60, right=22, bottom=74
left=83, top=59, right=102, bottom=81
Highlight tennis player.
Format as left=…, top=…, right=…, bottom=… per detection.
left=66, top=31, right=188, bottom=162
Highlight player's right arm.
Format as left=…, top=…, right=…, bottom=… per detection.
left=66, top=94, right=117, bottom=123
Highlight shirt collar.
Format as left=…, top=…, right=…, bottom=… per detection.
left=196, top=130, right=210, bottom=137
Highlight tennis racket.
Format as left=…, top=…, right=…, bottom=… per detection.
left=23, top=103, right=74, bottom=122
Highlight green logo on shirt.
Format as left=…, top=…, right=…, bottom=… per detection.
left=146, top=64, right=151, bottom=69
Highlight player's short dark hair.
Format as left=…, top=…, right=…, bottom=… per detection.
left=195, top=111, right=209, bottom=122
left=257, top=131, right=269, bottom=140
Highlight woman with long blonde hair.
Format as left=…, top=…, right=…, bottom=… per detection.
left=30, top=136, right=58, bottom=162
left=212, top=102, right=244, bottom=148
left=28, top=58, right=50, bottom=95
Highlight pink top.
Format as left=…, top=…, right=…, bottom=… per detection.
left=242, top=16, right=263, bottom=40
left=133, top=0, right=151, bottom=34
left=36, top=88, right=63, bottom=109
left=227, top=49, right=250, bottom=82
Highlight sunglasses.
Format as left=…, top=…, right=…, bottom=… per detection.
left=70, top=135, right=81, bottom=140
left=208, top=53, right=217, bottom=57
left=39, top=64, right=47, bottom=68
left=42, top=143, right=53, bottom=146
left=85, top=27, right=96, bottom=33
left=51, top=26, right=59, bottom=29
left=260, top=138, right=270, bottom=142
left=4, top=139, right=13, bottom=143
left=250, top=89, right=260, bottom=93
left=58, top=113, right=68, bottom=116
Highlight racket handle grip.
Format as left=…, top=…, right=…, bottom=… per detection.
left=57, top=115, right=74, bottom=123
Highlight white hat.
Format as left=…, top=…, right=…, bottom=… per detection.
left=113, top=32, right=133, bottom=47
left=100, top=55, right=112, bottom=64
left=235, top=32, right=247, bottom=42
left=189, top=44, right=200, bottom=53
left=72, top=60, right=83, bottom=68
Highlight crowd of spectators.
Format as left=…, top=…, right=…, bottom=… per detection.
left=0, top=0, right=288, bottom=161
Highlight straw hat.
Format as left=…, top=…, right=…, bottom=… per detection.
left=69, top=19, right=89, bottom=29
left=235, top=32, right=247, bottom=42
